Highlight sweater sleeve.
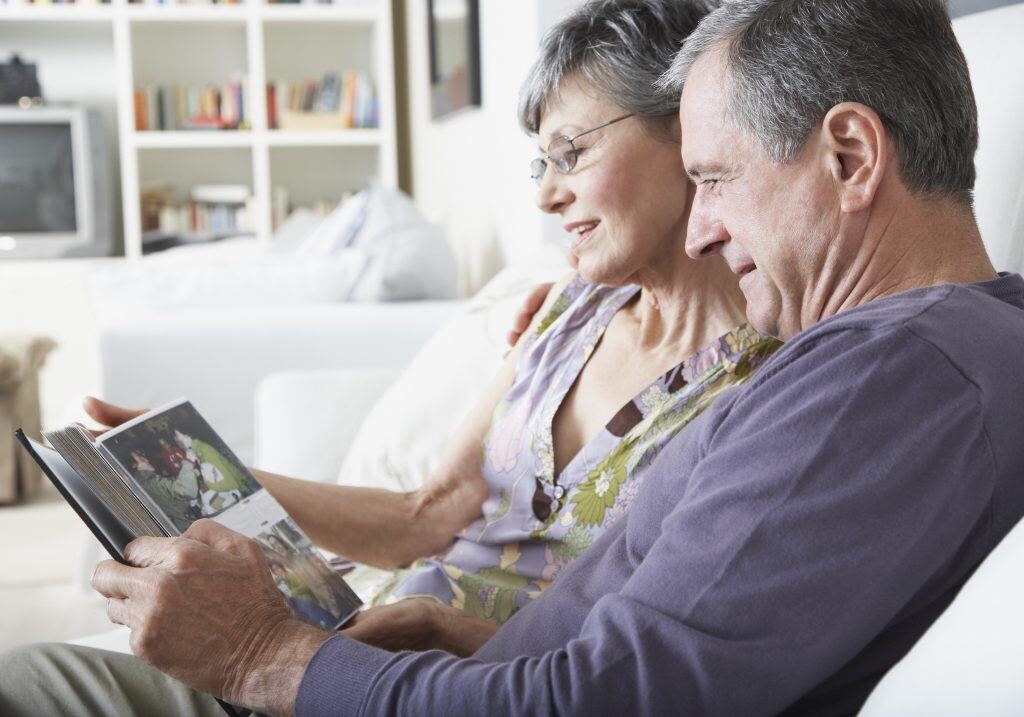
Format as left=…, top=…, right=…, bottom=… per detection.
left=295, top=326, right=996, bottom=717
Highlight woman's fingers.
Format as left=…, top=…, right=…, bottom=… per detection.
left=82, top=396, right=148, bottom=433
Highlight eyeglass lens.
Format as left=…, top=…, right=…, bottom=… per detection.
left=531, top=136, right=577, bottom=186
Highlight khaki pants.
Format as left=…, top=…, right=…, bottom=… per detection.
left=0, top=642, right=225, bottom=717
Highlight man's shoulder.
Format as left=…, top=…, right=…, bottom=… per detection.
left=768, top=274, right=1024, bottom=380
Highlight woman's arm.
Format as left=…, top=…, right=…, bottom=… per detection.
left=251, top=355, right=510, bottom=569
left=84, top=276, right=570, bottom=570
left=255, top=274, right=573, bottom=569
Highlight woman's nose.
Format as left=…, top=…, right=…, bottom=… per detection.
left=535, top=169, right=572, bottom=215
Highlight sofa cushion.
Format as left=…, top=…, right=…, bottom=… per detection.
left=298, top=185, right=459, bottom=301
left=335, top=243, right=569, bottom=492
left=858, top=514, right=1024, bottom=716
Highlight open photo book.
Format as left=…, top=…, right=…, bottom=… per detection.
left=16, top=398, right=362, bottom=635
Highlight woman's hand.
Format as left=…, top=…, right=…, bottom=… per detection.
left=342, top=600, right=499, bottom=657
left=82, top=396, right=148, bottom=438
left=506, top=282, right=555, bottom=348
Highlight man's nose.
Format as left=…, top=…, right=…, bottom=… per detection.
left=684, top=199, right=730, bottom=259
left=535, top=168, right=572, bottom=215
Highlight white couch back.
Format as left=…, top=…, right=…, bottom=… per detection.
left=956, top=3, right=1024, bottom=272
left=858, top=5, right=1024, bottom=713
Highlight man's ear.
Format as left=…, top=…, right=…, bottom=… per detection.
left=821, top=102, right=888, bottom=213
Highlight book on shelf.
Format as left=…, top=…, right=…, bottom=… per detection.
left=121, top=0, right=352, bottom=6
left=1, top=0, right=110, bottom=5
left=141, top=184, right=254, bottom=250
left=16, top=399, right=362, bottom=715
left=128, top=0, right=244, bottom=5
left=135, top=77, right=249, bottom=132
left=268, top=70, right=378, bottom=130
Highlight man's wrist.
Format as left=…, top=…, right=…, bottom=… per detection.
left=431, top=603, right=498, bottom=657
left=229, top=617, right=333, bottom=717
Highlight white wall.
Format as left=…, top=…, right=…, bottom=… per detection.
left=404, top=0, right=582, bottom=295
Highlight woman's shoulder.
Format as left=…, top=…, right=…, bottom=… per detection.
left=530, top=273, right=633, bottom=340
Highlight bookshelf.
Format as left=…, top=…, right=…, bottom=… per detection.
left=0, top=0, right=398, bottom=257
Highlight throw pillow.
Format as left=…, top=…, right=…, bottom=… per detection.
left=335, top=242, right=570, bottom=492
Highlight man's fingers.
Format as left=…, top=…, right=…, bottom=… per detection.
left=507, top=282, right=556, bottom=348
left=182, top=519, right=254, bottom=557
left=511, top=312, right=530, bottom=334
left=123, top=536, right=192, bottom=568
left=524, top=281, right=553, bottom=314
left=90, top=559, right=149, bottom=599
left=105, top=597, right=131, bottom=627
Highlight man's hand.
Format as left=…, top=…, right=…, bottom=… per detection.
left=343, top=599, right=498, bottom=657
left=82, top=396, right=147, bottom=438
left=506, top=282, right=555, bottom=348
left=90, top=519, right=332, bottom=717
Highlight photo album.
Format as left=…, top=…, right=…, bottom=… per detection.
left=16, top=399, right=362, bottom=635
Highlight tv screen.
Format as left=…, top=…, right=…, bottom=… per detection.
left=0, top=123, right=77, bottom=233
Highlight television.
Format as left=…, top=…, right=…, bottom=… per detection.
left=0, top=106, right=114, bottom=259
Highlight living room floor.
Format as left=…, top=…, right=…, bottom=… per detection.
left=0, top=482, right=111, bottom=651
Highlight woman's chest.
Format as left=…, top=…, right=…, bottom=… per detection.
left=550, top=337, right=675, bottom=476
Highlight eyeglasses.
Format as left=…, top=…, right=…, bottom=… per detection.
left=530, top=113, right=634, bottom=186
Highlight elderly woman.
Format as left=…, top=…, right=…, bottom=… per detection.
left=86, top=0, right=778, bottom=654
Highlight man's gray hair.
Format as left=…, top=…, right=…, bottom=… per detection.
left=518, top=0, right=718, bottom=137
left=661, top=0, right=978, bottom=203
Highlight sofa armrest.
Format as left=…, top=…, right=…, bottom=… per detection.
left=254, top=368, right=402, bottom=485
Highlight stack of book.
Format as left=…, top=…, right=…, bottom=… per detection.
left=267, top=71, right=377, bottom=130
left=141, top=184, right=253, bottom=252
left=128, top=0, right=243, bottom=5
left=135, top=77, right=250, bottom=131
left=0, top=0, right=109, bottom=5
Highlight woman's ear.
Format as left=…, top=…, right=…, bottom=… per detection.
left=821, top=102, right=888, bottom=213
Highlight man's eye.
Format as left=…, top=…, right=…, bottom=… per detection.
left=701, top=178, right=721, bottom=189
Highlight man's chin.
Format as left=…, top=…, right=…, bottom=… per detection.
left=744, top=300, right=781, bottom=339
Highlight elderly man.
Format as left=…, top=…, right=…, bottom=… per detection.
left=3, top=1, right=1024, bottom=715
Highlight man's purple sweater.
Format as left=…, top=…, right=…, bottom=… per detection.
left=297, top=274, right=1024, bottom=716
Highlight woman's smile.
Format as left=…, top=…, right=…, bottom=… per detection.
left=567, top=220, right=600, bottom=252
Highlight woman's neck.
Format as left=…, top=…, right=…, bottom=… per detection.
left=626, top=255, right=747, bottom=356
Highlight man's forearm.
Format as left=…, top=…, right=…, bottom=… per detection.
left=252, top=469, right=453, bottom=568
left=434, top=606, right=499, bottom=657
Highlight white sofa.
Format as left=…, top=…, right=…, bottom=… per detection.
left=98, top=300, right=463, bottom=466
left=75, top=3, right=1024, bottom=711
left=248, top=4, right=1024, bottom=714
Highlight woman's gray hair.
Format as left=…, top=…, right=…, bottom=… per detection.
left=660, top=0, right=978, bottom=204
left=518, top=0, right=718, bottom=137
